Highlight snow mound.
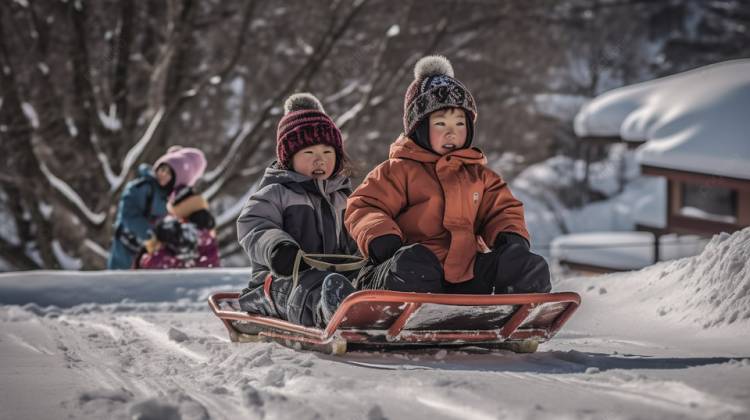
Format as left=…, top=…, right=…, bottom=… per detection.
left=653, top=227, right=750, bottom=328
left=561, top=227, right=750, bottom=330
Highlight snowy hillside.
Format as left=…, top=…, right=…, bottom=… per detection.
left=1, top=229, right=749, bottom=419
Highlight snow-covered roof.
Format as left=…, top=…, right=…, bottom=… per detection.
left=574, top=59, right=750, bottom=180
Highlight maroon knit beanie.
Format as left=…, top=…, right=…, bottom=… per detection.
left=276, top=93, right=343, bottom=174
left=403, top=55, right=478, bottom=136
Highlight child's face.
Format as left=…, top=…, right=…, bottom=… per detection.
left=291, top=144, right=337, bottom=179
left=428, top=108, right=467, bottom=155
left=155, top=164, right=173, bottom=187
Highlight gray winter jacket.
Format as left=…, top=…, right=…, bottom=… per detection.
left=237, top=165, right=359, bottom=288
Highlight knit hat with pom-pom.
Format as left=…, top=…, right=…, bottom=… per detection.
left=403, top=55, right=477, bottom=138
left=153, top=146, right=207, bottom=190
left=276, top=93, right=343, bottom=174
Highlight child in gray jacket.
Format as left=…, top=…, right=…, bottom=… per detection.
left=236, top=93, right=359, bottom=327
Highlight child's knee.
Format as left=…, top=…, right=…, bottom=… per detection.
left=499, top=245, right=551, bottom=294
left=387, top=244, right=444, bottom=292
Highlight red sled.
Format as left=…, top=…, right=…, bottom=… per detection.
left=208, top=290, right=580, bottom=355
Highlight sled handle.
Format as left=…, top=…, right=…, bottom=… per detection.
left=292, top=251, right=366, bottom=290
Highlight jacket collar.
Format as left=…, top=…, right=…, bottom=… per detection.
left=137, top=162, right=156, bottom=179
left=259, top=163, right=352, bottom=195
left=388, top=135, right=487, bottom=165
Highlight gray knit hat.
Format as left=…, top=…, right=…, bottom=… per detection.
left=402, top=55, right=478, bottom=135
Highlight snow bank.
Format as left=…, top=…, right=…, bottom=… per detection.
left=0, top=268, right=250, bottom=308
left=558, top=227, right=750, bottom=330
left=574, top=59, right=750, bottom=180
left=654, top=228, right=750, bottom=328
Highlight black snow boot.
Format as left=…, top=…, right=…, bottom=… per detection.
left=318, top=273, right=356, bottom=324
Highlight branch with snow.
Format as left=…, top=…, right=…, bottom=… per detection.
left=39, top=162, right=107, bottom=227
left=203, top=121, right=253, bottom=184
left=110, top=108, right=166, bottom=192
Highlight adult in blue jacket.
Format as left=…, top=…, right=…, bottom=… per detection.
left=107, top=163, right=173, bottom=269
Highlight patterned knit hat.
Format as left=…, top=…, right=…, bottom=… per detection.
left=276, top=93, right=343, bottom=174
left=403, top=55, right=478, bottom=136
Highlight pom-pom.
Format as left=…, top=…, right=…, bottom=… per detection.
left=284, top=93, right=325, bottom=114
left=414, top=55, right=454, bottom=79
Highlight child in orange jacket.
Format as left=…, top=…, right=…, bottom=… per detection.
left=345, top=55, right=550, bottom=294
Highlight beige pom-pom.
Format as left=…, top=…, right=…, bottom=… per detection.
left=414, top=55, right=455, bottom=79
left=284, top=93, right=325, bottom=114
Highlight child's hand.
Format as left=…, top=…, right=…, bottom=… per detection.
left=118, top=229, right=143, bottom=253
left=493, top=232, right=530, bottom=251
left=368, top=235, right=403, bottom=265
left=270, top=242, right=308, bottom=276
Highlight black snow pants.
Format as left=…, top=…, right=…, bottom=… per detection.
left=238, top=268, right=357, bottom=328
left=354, top=243, right=551, bottom=294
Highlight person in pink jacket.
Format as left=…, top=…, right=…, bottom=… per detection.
left=137, top=147, right=220, bottom=269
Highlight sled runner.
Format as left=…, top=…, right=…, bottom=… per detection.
left=208, top=289, right=580, bottom=355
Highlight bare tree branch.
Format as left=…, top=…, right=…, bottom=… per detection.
left=0, top=236, right=41, bottom=270
left=173, top=0, right=257, bottom=107
left=204, top=1, right=367, bottom=196
left=113, top=0, right=135, bottom=130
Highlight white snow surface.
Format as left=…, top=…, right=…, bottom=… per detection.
left=510, top=150, right=668, bottom=257
left=1, top=230, right=749, bottom=419
left=551, top=231, right=709, bottom=271
left=574, top=59, right=750, bottom=180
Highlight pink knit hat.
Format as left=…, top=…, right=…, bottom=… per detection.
left=153, top=146, right=207, bottom=189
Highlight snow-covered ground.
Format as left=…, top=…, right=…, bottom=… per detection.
left=1, top=229, right=748, bottom=420
left=509, top=146, right=676, bottom=261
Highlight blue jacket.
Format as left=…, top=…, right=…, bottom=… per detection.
left=107, top=164, right=169, bottom=269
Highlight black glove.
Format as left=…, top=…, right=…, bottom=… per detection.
left=494, top=232, right=530, bottom=251
left=270, top=242, right=308, bottom=276
left=154, top=217, right=183, bottom=245
left=367, top=234, right=403, bottom=265
left=155, top=217, right=199, bottom=260
left=187, top=209, right=215, bottom=230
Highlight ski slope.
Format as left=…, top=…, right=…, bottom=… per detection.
left=0, top=229, right=748, bottom=420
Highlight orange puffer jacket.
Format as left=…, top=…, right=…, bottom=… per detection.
left=345, top=136, right=529, bottom=283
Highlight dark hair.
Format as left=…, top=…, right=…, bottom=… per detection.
left=155, top=163, right=176, bottom=192
left=336, top=150, right=363, bottom=178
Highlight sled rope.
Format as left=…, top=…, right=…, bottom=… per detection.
left=291, top=251, right=366, bottom=290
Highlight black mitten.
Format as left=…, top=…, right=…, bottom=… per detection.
left=494, top=232, right=530, bottom=251
left=155, top=217, right=198, bottom=260
left=187, top=209, right=215, bottom=230
left=270, top=242, right=308, bottom=276
left=155, top=217, right=183, bottom=245
left=118, top=229, right=143, bottom=254
left=367, top=234, right=403, bottom=265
